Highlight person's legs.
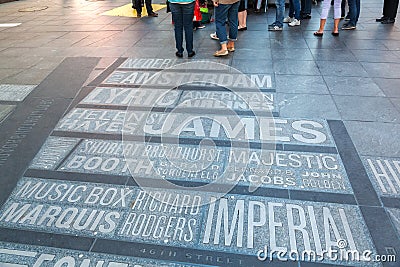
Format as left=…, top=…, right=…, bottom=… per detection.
left=170, top=3, right=184, bottom=54
left=346, top=0, right=357, bottom=27
left=317, top=18, right=326, bottom=33
left=333, top=0, right=341, bottom=19
left=238, top=0, right=247, bottom=28
left=300, top=0, right=311, bottom=18
left=215, top=4, right=230, bottom=44
left=288, top=0, right=295, bottom=17
left=145, top=0, right=155, bottom=14
left=355, top=0, right=360, bottom=24
left=292, top=0, right=301, bottom=20
left=341, top=0, right=346, bottom=17
left=227, top=1, right=240, bottom=43
left=135, top=0, right=142, bottom=15
left=320, top=0, right=330, bottom=21
left=275, top=0, right=285, bottom=26
left=256, top=0, right=262, bottom=10
left=182, top=2, right=195, bottom=53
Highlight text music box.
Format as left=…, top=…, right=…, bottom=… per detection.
left=81, top=87, right=275, bottom=113
left=30, top=137, right=352, bottom=194
left=0, top=177, right=377, bottom=266
left=0, top=242, right=198, bottom=267
left=362, top=156, right=400, bottom=198
left=55, top=108, right=335, bottom=147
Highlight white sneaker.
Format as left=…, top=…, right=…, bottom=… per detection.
left=289, top=18, right=301, bottom=26
left=210, top=32, right=219, bottom=40
left=283, top=16, right=294, bottom=23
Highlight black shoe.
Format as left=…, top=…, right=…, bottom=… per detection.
left=381, top=18, right=395, bottom=24
left=238, top=26, right=247, bottom=31
left=175, top=51, right=183, bottom=58
left=302, top=14, right=311, bottom=19
left=376, top=16, right=388, bottom=22
left=341, top=23, right=356, bottom=30
left=188, top=51, right=196, bottom=58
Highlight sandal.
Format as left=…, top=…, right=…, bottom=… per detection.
left=227, top=46, right=235, bottom=52
left=213, top=49, right=228, bottom=57
left=313, top=31, right=323, bottom=36
left=331, top=31, right=339, bottom=36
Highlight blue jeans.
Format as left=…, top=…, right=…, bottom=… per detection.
left=301, top=0, right=311, bottom=15
left=215, top=2, right=240, bottom=45
left=289, top=0, right=301, bottom=19
left=274, top=0, right=285, bottom=26
left=348, top=0, right=360, bottom=25
left=170, top=2, right=195, bottom=53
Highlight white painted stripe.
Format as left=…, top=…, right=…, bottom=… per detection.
left=0, top=23, right=21, bottom=27
left=0, top=263, right=28, bottom=267
left=0, top=248, right=37, bottom=257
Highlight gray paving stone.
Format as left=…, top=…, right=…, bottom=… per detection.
left=306, top=38, right=348, bottom=50
left=391, top=98, right=400, bottom=112
left=324, top=76, right=385, bottom=96
left=273, top=60, right=321, bottom=75
left=275, top=74, right=329, bottom=94
left=309, top=49, right=358, bottom=62
left=317, top=61, right=370, bottom=77
left=344, top=121, right=400, bottom=157
left=362, top=62, right=400, bottom=78
left=271, top=48, right=314, bottom=60
left=352, top=50, right=400, bottom=63
left=232, top=58, right=273, bottom=73
left=277, top=93, right=341, bottom=119
left=0, top=68, right=52, bottom=84
left=233, top=48, right=273, bottom=60
left=333, top=95, right=400, bottom=123
left=0, top=68, right=22, bottom=81
left=373, top=78, right=400, bottom=97
left=0, top=104, right=14, bottom=123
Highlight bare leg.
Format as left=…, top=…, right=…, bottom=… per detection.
left=227, top=40, right=234, bottom=50
left=333, top=18, right=340, bottom=33
left=218, top=43, right=228, bottom=52
left=238, top=11, right=244, bottom=28
left=317, top=18, right=326, bottom=33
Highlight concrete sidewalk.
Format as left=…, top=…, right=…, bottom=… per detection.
left=0, top=0, right=399, bottom=266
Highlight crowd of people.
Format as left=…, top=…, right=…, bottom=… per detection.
left=132, top=0, right=399, bottom=57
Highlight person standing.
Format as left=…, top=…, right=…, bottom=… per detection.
left=376, top=0, right=398, bottom=24
left=213, top=0, right=240, bottom=56
left=314, top=0, right=340, bottom=36
left=283, top=0, right=301, bottom=26
left=268, top=0, right=285, bottom=31
left=238, top=0, right=248, bottom=30
left=132, top=0, right=158, bottom=17
left=342, top=0, right=359, bottom=29
left=169, top=0, right=196, bottom=57
left=300, top=0, right=312, bottom=19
